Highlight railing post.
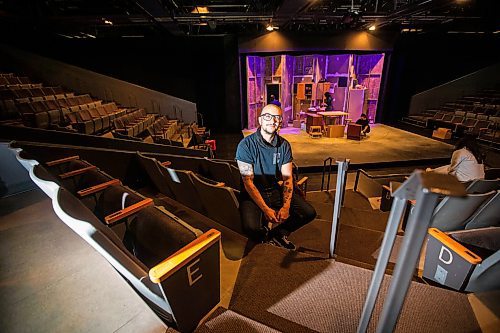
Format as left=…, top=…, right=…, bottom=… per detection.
left=321, top=157, right=334, bottom=191
left=356, top=171, right=466, bottom=333
left=329, top=157, right=349, bottom=258
left=356, top=196, right=407, bottom=333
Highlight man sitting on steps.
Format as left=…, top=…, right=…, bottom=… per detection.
left=235, top=104, right=317, bottom=250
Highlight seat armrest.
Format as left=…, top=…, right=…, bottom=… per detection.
left=296, top=176, right=308, bottom=198
left=59, top=165, right=96, bottom=179
left=104, top=198, right=154, bottom=225
left=46, top=155, right=79, bottom=166
left=149, top=229, right=221, bottom=283
left=77, top=179, right=121, bottom=197
left=428, top=228, right=482, bottom=264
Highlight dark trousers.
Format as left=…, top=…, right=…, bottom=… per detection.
left=239, top=188, right=317, bottom=242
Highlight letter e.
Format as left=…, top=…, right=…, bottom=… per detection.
left=187, top=258, right=203, bottom=286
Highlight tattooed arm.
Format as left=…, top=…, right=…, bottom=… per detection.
left=277, top=162, right=293, bottom=223
left=237, top=160, right=278, bottom=223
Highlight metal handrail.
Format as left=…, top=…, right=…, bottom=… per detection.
left=321, top=157, right=334, bottom=191
left=354, top=169, right=411, bottom=192
left=357, top=171, right=466, bottom=333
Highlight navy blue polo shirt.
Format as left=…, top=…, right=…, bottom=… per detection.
left=236, top=129, right=293, bottom=191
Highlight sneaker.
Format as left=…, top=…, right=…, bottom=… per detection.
left=269, top=235, right=297, bottom=250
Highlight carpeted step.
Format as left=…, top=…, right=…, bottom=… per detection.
left=340, top=207, right=390, bottom=232
left=196, top=307, right=280, bottom=333
left=229, top=244, right=479, bottom=333
left=289, top=218, right=332, bottom=258
left=306, top=190, right=378, bottom=211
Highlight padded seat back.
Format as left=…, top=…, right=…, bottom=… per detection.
left=465, top=191, right=500, bottom=230
left=191, top=173, right=242, bottom=233
left=205, top=160, right=239, bottom=190
left=162, top=167, right=206, bottom=214
left=466, top=178, right=500, bottom=194
left=431, top=191, right=496, bottom=231
left=93, top=184, right=145, bottom=222
left=137, top=152, right=175, bottom=198
left=128, top=206, right=197, bottom=268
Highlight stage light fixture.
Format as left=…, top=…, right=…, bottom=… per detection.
left=266, top=24, right=278, bottom=31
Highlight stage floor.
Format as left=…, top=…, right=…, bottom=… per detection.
left=242, top=124, right=454, bottom=168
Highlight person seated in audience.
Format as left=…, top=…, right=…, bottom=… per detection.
left=236, top=104, right=316, bottom=250
left=269, top=94, right=281, bottom=107
left=427, top=135, right=485, bottom=182
left=356, top=113, right=370, bottom=135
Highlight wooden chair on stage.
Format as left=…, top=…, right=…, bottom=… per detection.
left=347, top=123, right=362, bottom=140
left=309, top=125, right=323, bottom=138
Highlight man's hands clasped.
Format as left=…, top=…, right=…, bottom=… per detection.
left=264, top=206, right=290, bottom=224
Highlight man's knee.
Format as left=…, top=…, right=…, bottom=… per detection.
left=303, top=204, right=317, bottom=223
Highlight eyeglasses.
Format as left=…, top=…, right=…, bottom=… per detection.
left=260, top=113, right=283, bottom=121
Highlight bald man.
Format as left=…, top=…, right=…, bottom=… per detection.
left=236, top=104, right=316, bottom=250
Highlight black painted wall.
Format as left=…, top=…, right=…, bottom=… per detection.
left=382, top=32, right=500, bottom=123
left=1, top=34, right=241, bottom=132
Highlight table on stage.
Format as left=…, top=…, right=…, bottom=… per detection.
left=317, top=111, right=350, bottom=125
left=317, top=111, right=349, bottom=138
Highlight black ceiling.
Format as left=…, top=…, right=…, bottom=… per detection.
left=0, top=0, right=497, bottom=38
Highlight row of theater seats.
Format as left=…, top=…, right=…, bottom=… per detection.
left=16, top=94, right=109, bottom=130
left=0, top=86, right=66, bottom=102
left=14, top=151, right=221, bottom=332
left=137, top=152, right=243, bottom=234
left=1, top=72, right=208, bottom=148
left=0, top=73, right=32, bottom=86
left=66, top=102, right=128, bottom=134
left=353, top=168, right=499, bottom=293
left=403, top=90, right=500, bottom=140
left=354, top=169, right=500, bottom=232
left=146, top=117, right=182, bottom=143
left=112, top=109, right=156, bottom=137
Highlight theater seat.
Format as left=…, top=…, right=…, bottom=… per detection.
left=423, top=227, right=500, bottom=292
left=127, top=206, right=198, bottom=268
left=190, top=172, right=242, bottom=234
left=465, top=191, right=500, bottom=230
left=465, top=178, right=500, bottom=194
left=14, top=148, right=222, bottom=333
left=430, top=191, right=496, bottom=231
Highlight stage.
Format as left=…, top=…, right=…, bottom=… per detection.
left=242, top=124, right=454, bottom=170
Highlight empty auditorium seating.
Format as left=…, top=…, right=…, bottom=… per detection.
left=137, top=152, right=244, bottom=234
left=402, top=89, right=500, bottom=145
left=13, top=148, right=222, bottom=332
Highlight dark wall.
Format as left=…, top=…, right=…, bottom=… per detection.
left=382, top=32, right=500, bottom=123
left=1, top=34, right=241, bottom=131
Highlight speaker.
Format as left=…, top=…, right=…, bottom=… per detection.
left=338, top=77, right=348, bottom=88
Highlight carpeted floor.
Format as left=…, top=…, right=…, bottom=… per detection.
left=228, top=244, right=480, bottom=333
left=291, top=189, right=394, bottom=269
